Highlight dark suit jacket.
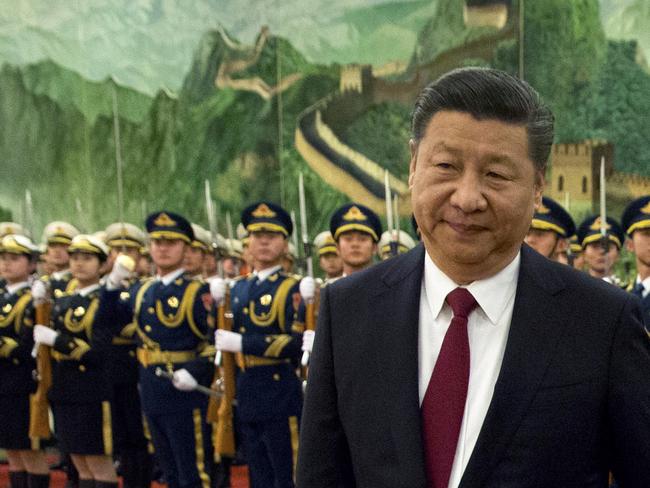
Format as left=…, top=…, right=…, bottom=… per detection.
left=297, top=244, right=650, bottom=488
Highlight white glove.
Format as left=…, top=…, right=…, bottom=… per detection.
left=302, top=330, right=315, bottom=353
left=107, top=254, right=135, bottom=288
left=31, top=280, right=49, bottom=305
left=210, top=277, right=227, bottom=305
left=215, top=329, right=243, bottom=352
left=172, top=368, right=198, bottom=391
left=299, top=276, right=316, bottom=302
left=33, top=324, right=58, bottom=347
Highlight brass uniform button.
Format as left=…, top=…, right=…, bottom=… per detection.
left=148, top=307, right=155, bottom=314
left=243, top=307, right=249, bottom=315
left=12, top=358, right=19, bottom=365
left=239, top=327, right=246, bottom=333
left=265, top=337, right=273, bottom=343
left=144, top=325, right=152, bottom=332
left=79, top=365, right=86, bottom=372
left=273, top=373, right=280, bottom=381
left=129, top=350, right=135, bottom=357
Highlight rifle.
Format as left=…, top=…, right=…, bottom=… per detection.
left=299, top=172, right=316, bottom=370
left=384, top=170, right=399, bottom=257
left=204, top=179, right=237, bottom=458
left=29, top=298, right=53, bottom=439
left=213, top=292, right=237, bottom=458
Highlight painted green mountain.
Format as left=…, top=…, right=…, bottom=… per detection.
left=1, top=0, right=649, bottom=239
left=0, top=30, right=347, bottom=235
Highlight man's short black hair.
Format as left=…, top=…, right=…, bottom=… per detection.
left=411, top=67, right=554, bottom=174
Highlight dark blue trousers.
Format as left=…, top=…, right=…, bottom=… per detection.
left=240, top=416, right=299, bottom=488
left=145, top=407, right=213, bottom=488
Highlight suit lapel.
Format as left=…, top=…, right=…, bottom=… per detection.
left=368, top=244, right=427, bottom=482
left=459, top=246, right=569, bottom=487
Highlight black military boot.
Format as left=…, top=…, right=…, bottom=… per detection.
left=27, top=473, right=50, bottom=488
left=77, top=480, right=95, bottom=488
left=94, top=482, right=119, bottom=488
left=9, top=471, right=28, bottom=488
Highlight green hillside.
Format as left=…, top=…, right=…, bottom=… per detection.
left=0, top=30, right=346, bottom=236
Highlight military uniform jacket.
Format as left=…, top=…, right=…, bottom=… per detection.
left=0, top=283, right=36, bottom=396
left=44, top=270, right=77, bottom=299
left=231, top=268, right=304, bottom=422
left=48, top=285, right=113, bottom=404
left=107, top=278, right=139, bottom=385
left=96, top=273, right=215, bottom=415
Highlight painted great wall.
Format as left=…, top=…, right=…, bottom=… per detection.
left=210, top=2, right=650, bottom=219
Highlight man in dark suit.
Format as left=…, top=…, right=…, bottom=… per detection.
left=297, top=68, right=650, bottom=488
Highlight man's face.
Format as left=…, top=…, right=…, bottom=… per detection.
left=203, top=253, right=219, bottom=277
left=222, top=256, right=240, bottom=277
left=583, top=242, right=619, bottom=275
left=319, top=252, right=343, bottom=277
left=629, top=229, right=650, bottom=268
left=337, top=231, right=376, bottom=268
left=47, top=243, right=70, bottom=267
left=524, top=228, right=559, bottom=258
left=70, top=252, right=102, bottom=283
left=150, top=238, right=187, bottom=271
left=409, top=111, right=542, bottom=280
left=248, top=231, right=287, bottom=267
left=183, top=247, right=205, bottom=275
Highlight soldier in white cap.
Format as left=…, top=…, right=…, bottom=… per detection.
left=313, top=231, right=342, bottom=281
left=33, top=235, right=119, bottom=488
left=377, top=230, right=417, bottom=261
left=0, top=235, right=50, bottom=488
left=103, top=223, right=152, bottom=488
left=42, top=221, right=80, bottom=297
left=185, top=224, right=212, bottom=279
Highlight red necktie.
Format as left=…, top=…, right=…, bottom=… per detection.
left=422, top=287, right=477, bottom=488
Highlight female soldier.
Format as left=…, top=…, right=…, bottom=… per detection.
left=0, top=234, right=50, bottom=488
left=33, top=234, right=118, bottom=488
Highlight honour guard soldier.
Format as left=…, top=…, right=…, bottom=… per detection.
left=569, top=235, right=584, bottom=270
left=185, top=224, right=211, bottom=279
left=213, top=201, right=305, bottom=488
left=0, top=235, right=50, bottom=488
left=220, top=238, right=243, bottom=281
left=96, top=211, right=215, bottom=488
left=313, top=231, right=342, bottom=281
left=203, top=234, right=227, bottom=282
left=622, top=196, right=650, bottom=328
left=330, top=203, right=382, bottom=278
left=236, top=223, right=253, bottom=275
left=41, top=221, right=80, bottom=297
left=33, top=234, right=118, bottom=488
left=104, top=223, right=151, bottom=488
left=577, top=215, right=626, bottom=285
left=524, top=196, right=575, bottom=263
left=377, top=230, right=416, bottom=261
left=136, top=246, right=153, bottom=278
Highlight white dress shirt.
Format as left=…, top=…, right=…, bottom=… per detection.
left=419, top=251, right=520, bottom=488
left=156, top=268, right=186, bottom=286
left=254, top=264, right=283, bottom=283
left=5, top=281, right=30, bottom=296
left=635, top=275, right=650, bottom=298
left=76, top=283, right=101, bottom=297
